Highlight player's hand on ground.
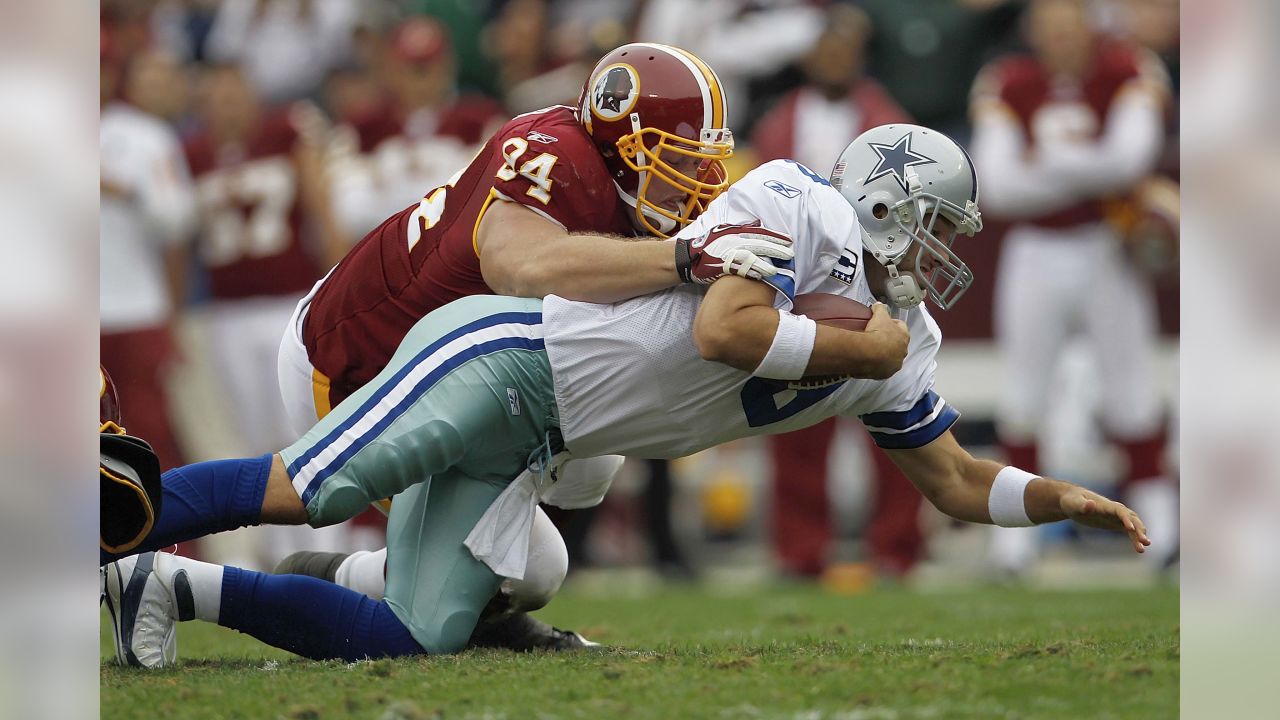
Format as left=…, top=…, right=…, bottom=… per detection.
left=862, top=302, right=910, bottom=377
left=1059, top=487, right=1151, bottom=554
left=676, top=220, right=795, bottom=284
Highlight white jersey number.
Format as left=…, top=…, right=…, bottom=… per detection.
left=740, top=377, right=844, bottom=428
left=196, top=157, right=296, bottom=268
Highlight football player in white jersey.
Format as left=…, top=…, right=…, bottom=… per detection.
left=103, top=125, right=1149, bottom=666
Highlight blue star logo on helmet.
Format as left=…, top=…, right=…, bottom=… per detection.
left=864, top=132, right=935, bottom=194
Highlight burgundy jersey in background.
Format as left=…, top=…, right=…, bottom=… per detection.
left=185, top=108, right=321, bottom=300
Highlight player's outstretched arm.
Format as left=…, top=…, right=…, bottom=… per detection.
left=885, top=430, right=1152, bottom=554
left=477, top=201, right=793, bottom=303
left=693, top=276, right=908, bottom=380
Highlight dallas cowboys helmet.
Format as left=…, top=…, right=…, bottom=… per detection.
left=830, top=124, right=983, bottom=310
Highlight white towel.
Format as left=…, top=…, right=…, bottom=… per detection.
left=463, top=454, right=623, bottom=579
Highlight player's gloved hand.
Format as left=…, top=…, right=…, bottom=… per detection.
left=674, top=220, right=795, bottom=285
left=862, top=302, right=910, bottom=378
left=1059, top=487, right=1151, bottom=554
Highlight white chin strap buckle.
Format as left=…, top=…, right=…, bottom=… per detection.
left=884, top=264, right=923, bottom=309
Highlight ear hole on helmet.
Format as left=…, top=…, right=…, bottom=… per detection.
left=873, top=203, right=889, bottom=219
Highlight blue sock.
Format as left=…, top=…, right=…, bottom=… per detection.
left=218, top=568, right=424, bottom=661
left=100, top=454, right=273, bottom=566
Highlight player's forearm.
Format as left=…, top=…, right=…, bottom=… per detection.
left=1043, top=95, right=1164, bottom=197
left=936, top=456, right=1080, bottom=525
left=485, top=235, right=679, bottom=302
left=970, top=114, right=1086, bottom=219
left=695, top=306, right=899, bottom=379
left=807, top=324, right=904, bottom=380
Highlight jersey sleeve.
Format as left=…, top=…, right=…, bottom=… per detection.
left=852, top=306, right=960, bottom=449
left=488, top=114, right=617, bottom=231
left=674, top=159, right=857, bottom=309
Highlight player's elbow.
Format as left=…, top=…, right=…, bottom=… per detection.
left=693, top=317, right=733, bottom=363
left=481, top=253, right=552, bottom=299
left=693, top=313, right=752, bottom=369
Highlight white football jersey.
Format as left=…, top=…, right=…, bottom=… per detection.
left=543, top=160, right=959, bottom=459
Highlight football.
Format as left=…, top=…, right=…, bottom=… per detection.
left=786, top=293, right=874, bottom=389
left=791, top=293, right=873, bottom=332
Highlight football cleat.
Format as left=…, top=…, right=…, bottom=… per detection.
left=468, top=611, right=601, bottom=653
left=103, top=552, right=190, bottom=668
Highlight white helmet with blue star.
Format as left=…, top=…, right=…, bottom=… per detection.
left=830, top=124, right=983, bottom=310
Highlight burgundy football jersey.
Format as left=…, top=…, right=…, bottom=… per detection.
left=974, top=41, right=1163, bottom=228
left=185, top=108, right=321, bottom=300
left=303, top=105, right=634, bottom=405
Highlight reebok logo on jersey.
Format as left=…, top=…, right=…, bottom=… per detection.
left=526, top=131, right=558, bottom=144
left=507, top=388, right=522, bottom=416
left=765, top=180, right=801, bottom=199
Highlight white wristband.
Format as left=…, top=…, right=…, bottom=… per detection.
left=988, top=466, right=1038, bottom=527
left=752, top=310, right=817, bottom=380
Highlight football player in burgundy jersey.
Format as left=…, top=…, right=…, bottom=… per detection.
left=286, top=43, right=793, bottom=418
left=969, top=0, right=1176, bottom=573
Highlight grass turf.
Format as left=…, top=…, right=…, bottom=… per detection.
left=101, top=583, right=1177, bottom=719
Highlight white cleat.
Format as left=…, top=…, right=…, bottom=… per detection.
left=103, top=552, right=188, bottom=668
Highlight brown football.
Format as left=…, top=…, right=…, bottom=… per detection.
left=785, top=293, right=873, bottom=390
left=792, top=293, right=873, bottom=332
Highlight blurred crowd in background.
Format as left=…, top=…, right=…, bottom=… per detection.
left=99, top=0, right=1180, bottom=588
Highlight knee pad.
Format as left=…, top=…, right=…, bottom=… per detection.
left=543, top=454, right=626, bottom=509
left=334, top=548, right=388, bottom=600
left=499, top=506, right=567, bottom=612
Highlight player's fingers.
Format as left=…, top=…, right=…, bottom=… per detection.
left=748, top=256, right=776, bottom=278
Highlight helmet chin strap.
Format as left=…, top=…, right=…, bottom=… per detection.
left=882, top=262, right=924, bottom=309
left=612, top=180, right=677, bottom=236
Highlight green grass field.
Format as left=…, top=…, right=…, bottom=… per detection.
left=101, top=583, right=1177, bottom=720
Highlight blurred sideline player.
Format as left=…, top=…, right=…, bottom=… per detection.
left=750, top=4, right=924, bottom=580
left=104, top=124, right=1151, bottom=667
left=100, top=42, right=197, bottom=473
left=184, top=64, right=365, bottom=568
left=969, top=0, right=1177, bottom=573
left=270, top=43, right=790, bottom=639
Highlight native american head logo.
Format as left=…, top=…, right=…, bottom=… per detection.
left=591, top=64, right=639, bottom=120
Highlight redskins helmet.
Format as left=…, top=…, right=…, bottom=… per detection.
left=579, top=43, right=734, bottom=238
left=831, top=124, right=983, bottom=310
left=100, top=364, right=124, bottom=434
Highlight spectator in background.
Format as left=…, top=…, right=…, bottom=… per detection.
left=633, top=0, right=824, bottom=131
left=327, top=17, right=507, bottom=239
left=751, top=5, right=923, bottom=580
left=969, top=0, right=1177, bottom=575
left=100, top=45, right=198, bottom=472
left=205, top=0, right=357, bottom=103
left=487, top=0, right=554, bottom=104
left=501, top=1, right=631, bottom=114
left=859, top=0, right=1023, bottom=143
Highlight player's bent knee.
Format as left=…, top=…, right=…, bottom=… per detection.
left=502, top=506, right=568, bottom=612
left=416, top=612, right=481, bottom=655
